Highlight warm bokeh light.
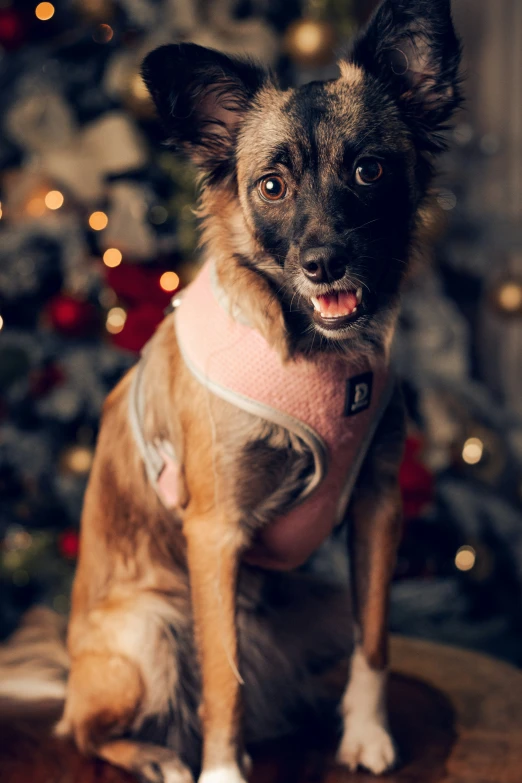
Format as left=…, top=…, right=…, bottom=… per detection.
left=462, top=437, right=484, bottom=465
left=0, top=201, right=3, bottom=219
left=497, top=281, right=522, bottom=313
left=290, top=21, right=323, bottom=56
left=455, top=545, right=476, bottom=572
left=106, top=306, right=127, bottom=334
left=89, top=211, right=108, bottom=230
left=103, top=248, right=122, bottom=268
left=27, top=197, right=46, bottom=217
left=65, top=445, right=94, bottom=474
left=160, top=271, right=180, bottom=292
left=0, top=315, right=4, bottom=331
left=35, top=2, right=55, bottom=20
left=93, top=23, right=113, bottom=43
left=45, top=190, right=64, bottom=210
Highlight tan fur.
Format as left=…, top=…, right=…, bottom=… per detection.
left=338, top=61, right=365, bottom=85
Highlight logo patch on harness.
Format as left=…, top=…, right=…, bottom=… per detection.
left=344, top=372, right=373, bottom=416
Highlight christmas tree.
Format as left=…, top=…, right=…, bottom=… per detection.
left=1, top=0, right=522, bottom=665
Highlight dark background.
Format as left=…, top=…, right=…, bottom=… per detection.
left=1, top=0, right=522, bottom=664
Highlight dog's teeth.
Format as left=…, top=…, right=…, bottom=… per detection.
left=311, top=297, right=321, bottom=312
left=356, top=287, right=363, bottom=305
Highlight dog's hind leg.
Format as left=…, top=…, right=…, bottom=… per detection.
left=56, top=592, right=194, bottom=782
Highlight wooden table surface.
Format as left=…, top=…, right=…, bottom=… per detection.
left=1, top=636, right=521, bottom=783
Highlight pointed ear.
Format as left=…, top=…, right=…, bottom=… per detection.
left=348, top=0, right=462, bottom=151
left=141, top=43, right=269, bottom=181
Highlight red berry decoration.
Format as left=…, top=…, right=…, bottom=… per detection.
left=46, top=294, right=99, bottom=337
left=58, top=529, right=80, bottom=559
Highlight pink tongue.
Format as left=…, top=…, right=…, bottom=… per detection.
left=317, top=291, right=357, bottom=317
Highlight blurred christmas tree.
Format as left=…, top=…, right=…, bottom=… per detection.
left=1, top=0, right=522, bottom=665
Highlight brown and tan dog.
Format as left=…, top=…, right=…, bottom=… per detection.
left=0, top=1, right=462, bottom=782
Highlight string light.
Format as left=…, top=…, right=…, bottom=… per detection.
left=496, top=281, right=522, bottom=313
left=93, top=23, right=113, bottom=43
left=35, top=2, right=55, bottom=20
left=106, top=306, right=126, bottom=334
left=462, top=437, right=484, bottom=465
left=63, top=445, right=94, bottom=474
left=89, top=211, right=108, bottom=230
left=103, top=248, right=122, bottom=268
left=160, top=271, right=180, bottom=292
left=0, top=315, right=4, bottom=331
left=45, top=190, right=64, bottom=210
left=455, top=545, right=476, bottom=572
left=0, top=201, right=3, bottom=219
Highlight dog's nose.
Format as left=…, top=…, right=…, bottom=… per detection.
left=301, top=247, right=346, bottom=283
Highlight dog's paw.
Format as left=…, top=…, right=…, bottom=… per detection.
left=336, top=720, right=397, bottom=775
left=198, top=764, right=247, bottom=783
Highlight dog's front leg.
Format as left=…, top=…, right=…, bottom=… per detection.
left=337, top=484, right=402, bottom=775
left=184, top=514, right=248, bottom=783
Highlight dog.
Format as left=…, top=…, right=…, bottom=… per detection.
left=0, top=1, right=461, bottom=781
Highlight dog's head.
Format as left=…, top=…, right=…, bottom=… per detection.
left=143, top=0, right=461, bottom=358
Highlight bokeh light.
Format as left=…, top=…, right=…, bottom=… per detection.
left=45, top=190, right=64, bottom=210
left=497, top=281, right=522, bottom=313
left=27, top=197, right=46, bottom=217
left=93, top=23, right=113, bottom=43
left=106, top=306, right=127, bottom=334
left=462, top=437, right=484, bottom=465
left=160, top=271, right=180, bottom=292
left=89, top=211, right=109, bottom=230
left=103, top=248, right=122, bottom=268
left=455, top=545, right=476, bottom=572
left=35, top=2, right=55, bottom=21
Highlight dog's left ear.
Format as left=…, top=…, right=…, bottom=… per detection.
left=347, top=0, right=462, bottom=152
left=142, top=43, right=269, bottom=181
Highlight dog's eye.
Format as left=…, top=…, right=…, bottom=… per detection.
left=355, top=159, right=384, bottom=186
left=258, top=176, right=287, bottom=202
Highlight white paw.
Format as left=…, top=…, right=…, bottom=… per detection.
left=198, top=765, right=247, bottom=783
left=141, top=759, right=194, bottom=783
left=336, top=720, right=397, bottom=775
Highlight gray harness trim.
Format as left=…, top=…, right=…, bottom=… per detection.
left=128, top=347, right=176, bottom=498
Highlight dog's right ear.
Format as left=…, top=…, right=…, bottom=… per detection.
left=142, top=43, right=269, bottom=182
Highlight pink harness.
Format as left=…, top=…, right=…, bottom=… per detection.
left=130, top=262, right=392, bottom=558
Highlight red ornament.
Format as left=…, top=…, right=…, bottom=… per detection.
left=0, top=9, right=25, bottom=49
left=58, top=529, right=80, bottom=559
left=45, top=294, right=99, bottom=337
left=103, top=263, right=175, bottom=308
left=399, top=435, right=435, bottom=521
left=109, top=302, right=165, bottom=353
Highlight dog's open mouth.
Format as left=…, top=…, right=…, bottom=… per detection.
left=311, top=288, right=363, bottom=330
